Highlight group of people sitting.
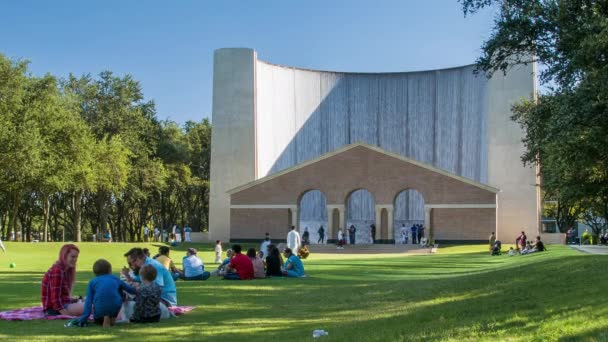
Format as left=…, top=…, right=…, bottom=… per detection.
left=213, top=243, right=306, bottom=279
left=489, top=231, right=546, bottom=256
left=40, top=240, right=307, bottom=327
left=41, top=245, right=176, bottom=328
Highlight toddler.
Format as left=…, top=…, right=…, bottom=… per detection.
left=78, top=259, right=136, bottom=327
left=131, top=264, right=162, bottom=323
left=214, top=240, right=223, bottom=263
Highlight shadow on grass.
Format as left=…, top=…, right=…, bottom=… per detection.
left=0, top=248, right=606, bottom=341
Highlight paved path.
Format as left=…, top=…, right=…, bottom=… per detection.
left=569, top=245, right=608, bottom=255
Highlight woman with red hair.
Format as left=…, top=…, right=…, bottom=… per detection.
left=41, top=244, right=84, bottom=316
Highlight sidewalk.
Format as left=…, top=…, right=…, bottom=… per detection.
left=569, top=245, right=608, bottom=255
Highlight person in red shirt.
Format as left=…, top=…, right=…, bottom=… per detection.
left=41, top=244, right=84, bottom=316
left=224, top=244, right=254, bottom=280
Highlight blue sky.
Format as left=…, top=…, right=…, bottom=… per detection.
left=0, top=0, right=495, bottom=124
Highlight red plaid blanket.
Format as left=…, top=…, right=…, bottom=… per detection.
left=0, top=306, right=195, bottom=321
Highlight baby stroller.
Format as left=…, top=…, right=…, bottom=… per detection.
left=491, top=240, right=502, bottom=256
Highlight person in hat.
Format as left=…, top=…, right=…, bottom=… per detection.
left=180, top=248, right=210, bottom=281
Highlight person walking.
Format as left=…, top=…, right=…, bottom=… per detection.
left=317, top=225, right=325, bottom=244
left=286, top=226, right=301, bottom=254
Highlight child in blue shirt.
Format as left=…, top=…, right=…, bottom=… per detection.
left=78, top=259, right=136, bottom=327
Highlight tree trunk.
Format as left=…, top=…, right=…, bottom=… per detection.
left=72, top=190, right=83, bottom=242
left=42, top=194, right=50, bottom=242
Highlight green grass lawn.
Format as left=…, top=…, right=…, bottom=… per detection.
left=0, top=242, right=606, bottom=341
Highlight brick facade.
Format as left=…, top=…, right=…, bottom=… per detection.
left=229, top=144, right=498, bottom=241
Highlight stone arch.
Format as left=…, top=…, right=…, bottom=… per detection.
left=345, top=188, right=376, bottom=244
left=298, top=189, right=328, bottom=244
left=393, top=189, right=425, bottom=243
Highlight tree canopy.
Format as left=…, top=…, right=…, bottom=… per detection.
left=461, top=0, right=608, bottom=234
left=0, top=53, right=211, bottom=242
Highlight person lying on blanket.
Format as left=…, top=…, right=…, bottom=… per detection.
left=41, top=244, right=85, bottom=316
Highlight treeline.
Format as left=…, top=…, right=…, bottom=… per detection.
left=0, top=54, right=211, bottom=242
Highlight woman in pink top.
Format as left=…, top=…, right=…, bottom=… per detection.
left=247, top=248, right=266, bottom=279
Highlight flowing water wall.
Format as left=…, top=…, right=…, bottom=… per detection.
left=255, top=61, right=489, bottom=231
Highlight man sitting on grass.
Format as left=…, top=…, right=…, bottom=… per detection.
left=224, top=244, right=254, bottom=280
left=122, top=247, right=177, bottom=307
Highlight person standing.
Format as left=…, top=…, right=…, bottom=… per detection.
left=400, top=224, right=408, bottom=244
left=317, top=225, right=325, bottom=244
left=337, top=229, right=345, bottom=249
left=370, top=224, right=376, bottom=244
left=184, top=225, right=192, bottom=242
left=410, top=225, right=417, bottom=244
left=154, top=227, right=160, bottom=242
left=516, top=231, right=527, bottom=251
left=0, top=236, right=6, bottom=252
left=174, top=226, right=182, bottom=243
left=259, top=236, right=271, bottom=258
left=143, top=226, right=149, bottom=242
left=348, top=225, right=357, bottom=245
left=286, top=226, right=301, bottom=254
left=489, top=232, right=496, bottom=250
left=302, top=227, right=310, bottom=246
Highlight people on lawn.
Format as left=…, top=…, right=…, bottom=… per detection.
left=282, top=248, right=305, bottom=277
left=317, top=225, right=325, bottom=244
left=260, top=235, right=271, bottom=259
left=78, top=259, right=136, bottom=327
left=224, top=244, right=254, bottom=280
left=130, top=264, right=162, bottom=323
left=400, top=224, right=408, bottom=244
left=154, top=246, right=181, bottom=280
left=121, top=247, right=177, bottom=307
left=184, top=225, right=192, bottom=242
left=515, top=231, right=527, bottom=251
left=286, top=225, right=301, bottom=254
left=302, top=227, right=310, bottom=246
left=348, top=225, right=356, bottom=245
left=265, top=244, right=284, bottom=277
left=337, top=229, right=345, bottom=249
left=521, top=236, right=546, bottom=254
left=214, top=240, right=223, bottom=263
left=212, top=249, right=233, bottom=276
left=247, top=247, right=266, bottom=279
left=179, top=248, right=211, bottom=281
left=41, top=244, right=84, bottom=316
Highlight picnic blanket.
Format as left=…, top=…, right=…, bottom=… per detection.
left=0, top=306, right=195, bottom=321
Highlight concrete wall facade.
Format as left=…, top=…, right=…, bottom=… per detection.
left=209, top=48, right=538, bottom=241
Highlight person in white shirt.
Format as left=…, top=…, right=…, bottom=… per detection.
left=143, top=226, right=149, bottom=242
left=184, top=225, right=192, bottom=242
left=337, top=229, right=345, bottom=249
left=286, top=226, right=301, bottom=254
left=214, top=240, right=223, bottom=263
left=260, top=236, right=271, bottom=258
left=0, top=236, right=5, bottom=252
left=400, top=224, right=408, bottom=244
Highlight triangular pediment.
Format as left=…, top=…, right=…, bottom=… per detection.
left=228, top=143, right=498, bottom=195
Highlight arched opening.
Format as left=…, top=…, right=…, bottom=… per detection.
left=393, top=189, right=425, bottom=244
left=345, top=189, right=376, bottom=244
left=298, top=189, right=328, bottom=244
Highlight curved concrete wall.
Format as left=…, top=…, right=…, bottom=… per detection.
left=210, top=48, right=538, bottom=241
left=255, top=60, right=489, bottom=231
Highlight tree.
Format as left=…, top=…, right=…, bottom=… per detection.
left=461, top=0, right=608, bottom=227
